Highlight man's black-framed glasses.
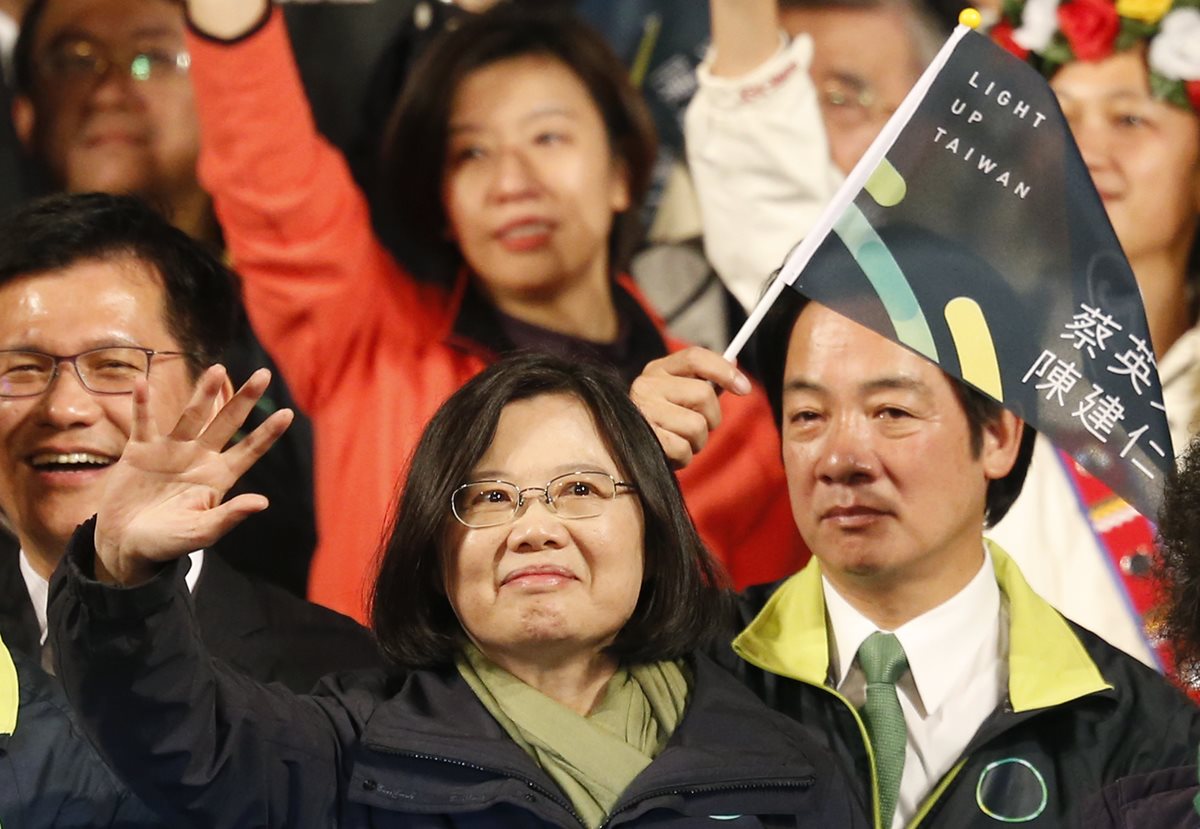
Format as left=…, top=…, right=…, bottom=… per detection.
left=451, top=471, right=637, bottom=529
left=0, top=347, right=192, bottom=398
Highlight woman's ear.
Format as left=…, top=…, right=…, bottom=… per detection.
left=609, top=157, right=631, bottom=213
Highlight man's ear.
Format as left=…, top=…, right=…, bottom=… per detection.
left=980, top=412, right=1023, bottom=481
left=12, top=95, right=35, bottom=153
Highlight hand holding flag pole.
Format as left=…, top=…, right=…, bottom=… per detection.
left=720, top=8, right=1172, bottom=522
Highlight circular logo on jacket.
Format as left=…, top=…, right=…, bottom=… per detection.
left=975, top=758, right=1048, bottom=822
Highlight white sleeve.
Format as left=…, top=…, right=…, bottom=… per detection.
left=685, top=34, right=844, bottom=312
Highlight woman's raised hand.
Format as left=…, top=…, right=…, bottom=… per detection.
left=631, top=347, right=752, bottom=470
left=185, top=0, right=270, bottom=40
left=93, top=367, right=293, bottom=586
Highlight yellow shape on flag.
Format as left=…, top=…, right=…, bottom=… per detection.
left=944, top=297, right=1003, bottom=401
left=959, top=7, right=983, bottom=27
left=865, top=158, right=907, bottom=207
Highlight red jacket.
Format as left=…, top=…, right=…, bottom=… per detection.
left=188, top=12, right=808, bottom=621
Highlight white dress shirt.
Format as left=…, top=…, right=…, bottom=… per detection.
left=20, top=547, right=205, bottom=646
left=823, top=549, right=1008, bottom=829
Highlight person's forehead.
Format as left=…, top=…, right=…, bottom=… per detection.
left=0, top=254, right=172, bottom=333
left=783, top=304, right=953, bottom=395
left=783, top=6, right=921, bottom=86
left=33, top=0, right=184, bottom=52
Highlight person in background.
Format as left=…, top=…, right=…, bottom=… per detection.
left=645, top=284, right=1200, bottom=827
left=685, top=0, right=944, bottom=311
left=988, top=0, right=1200, bottom=669
left=8, top=0, right=318, bottom=596
left=180, top=0, right=807, bottom=622
left=49, top=353, right=862, bottom=829
left=1081, top=435, right=1200, bottom=827
left=0, top=192, right=378, bottom=691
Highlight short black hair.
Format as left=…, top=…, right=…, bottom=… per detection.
left=383, top=2, right=657, bottom=280
left=755, top=287, right=1035, bottom=526
left=371, top=352, right=732, bottom=670
left=1156, top=437, right=1200, bottom=682
left=0, top=192, right=238, bottom=374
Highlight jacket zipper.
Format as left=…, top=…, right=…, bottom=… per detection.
left=598, top=776, right=817, bottom=829
left=367, top=749, right=587, bottom=827
left=805, top=683, right=882, bottom=829
left=367, top=748, right=815, bottom=827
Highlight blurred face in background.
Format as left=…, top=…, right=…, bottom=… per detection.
left=780, top=4, right=924, bottom=174
left=1052, top=51, right=1200, bottom=268
left=14, top=0, right=202, bottom=207
left=441, top=54, right=630, bottom=312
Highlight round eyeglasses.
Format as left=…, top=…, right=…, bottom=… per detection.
left=0, top=348, right=193, bottom=398
left=451, top=471, right=637, bottom=529
left=38, top=39, right=191, bottom=87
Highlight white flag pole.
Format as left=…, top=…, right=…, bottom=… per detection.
left=723, top=20, right=977, bottom=364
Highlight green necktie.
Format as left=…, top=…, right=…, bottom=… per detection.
left=857, top=631, right=909, bottom=828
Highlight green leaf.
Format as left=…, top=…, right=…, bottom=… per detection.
left=1149, top=72, right=1191, bottom=108
left=1116, top=17, right=1158, bottom=50
left=1040, top=34, right=1076, bottom=66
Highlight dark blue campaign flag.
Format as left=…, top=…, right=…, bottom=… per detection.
left=729, top=24, right=1171, bottom=520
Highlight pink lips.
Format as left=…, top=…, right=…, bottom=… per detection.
left=821, top=505, right=890, bottom=528
left=494, top=217, right=555, bottom=252
left=500, top=564, right=577, bottom=588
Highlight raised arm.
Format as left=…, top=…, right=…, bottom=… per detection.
left=49, top=368, right=359, bottom=828
left=707, top=0, right=782, bottom=78
left=184, top=0, right=266, bottom=38
left=180, top=0, right=442, bottom=414
left=686, top=0, right=842, bottom=312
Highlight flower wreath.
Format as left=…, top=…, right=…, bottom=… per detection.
left=991, top=0, right=1200, bottom=112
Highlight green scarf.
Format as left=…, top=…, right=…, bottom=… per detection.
left=456, top=644, right=690, bottom=828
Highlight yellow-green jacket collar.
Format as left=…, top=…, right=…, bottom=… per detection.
left=733, top=542, right=1111, bottom=712
left=0, top=633, right=17, bottom=736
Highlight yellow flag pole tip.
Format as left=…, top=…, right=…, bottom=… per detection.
left=959, top=7, right=983, bottom=28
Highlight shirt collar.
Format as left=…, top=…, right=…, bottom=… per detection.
left=823, top=546, right=1001, bottom=716
left=19, top=547, right=205, bottom=645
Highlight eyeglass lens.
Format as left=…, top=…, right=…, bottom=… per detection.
left=453, top=471, right=621, bottom=528
left=42, top=40, right=190, bottom=84
left=0, top=348, right=151, bottom=397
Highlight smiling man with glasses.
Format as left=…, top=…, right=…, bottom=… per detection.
left=0, top=193, right=378, bottom=698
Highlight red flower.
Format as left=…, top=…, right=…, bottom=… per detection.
left=991, top=19, right=1030, bottom=60
left=1188, top=80, right=1200, bottom=114
left=1057, top=0, right=1120, bottom=61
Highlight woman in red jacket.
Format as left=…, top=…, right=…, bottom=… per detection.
left=184, top=0, right=807, bottom=619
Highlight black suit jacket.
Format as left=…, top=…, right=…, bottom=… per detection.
left=0, top=532, right=380, bottom=693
